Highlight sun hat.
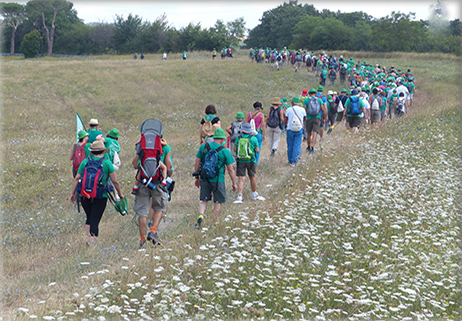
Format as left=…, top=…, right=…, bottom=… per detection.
left=301, top=89, right=308, bottom=96
left=90, top=140, right=109, bottom=153
left=108, top=128, right=120, bottom=138
left=308, top=88, right=316, bottom=94
left=241, top=123, right=253, bottom=134
left=291, top=96, right=300, bottom=103
left=317, top=85, right=324, bottom=92
left=77, top=130, right=89, bottom=140
left=89, top=119, right=99, bottom=126
left=341, top=88, right=347, bottom=93
left=282, top=97, right=288, bottom=102
left=351, top=90, right=358, bottom=95
left=235, top=112, right=245, bottom=119
left=212, top=128, right=227, bottom=139
left=333, top=91, right=338, bottom=95
left=327, top=90, right=334, bottom=95
left=327, top=95, right=333, bottom=102
left=271, top=97, right=281, bottom=105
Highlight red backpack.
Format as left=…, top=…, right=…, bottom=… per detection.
left=136, top=119, right=163, bottom=183
left=73, top=143, right=87, bottom=172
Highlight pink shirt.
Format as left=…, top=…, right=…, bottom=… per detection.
left=248, top=111, right=263, bottom=128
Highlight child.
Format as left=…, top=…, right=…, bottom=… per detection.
left=226, top=112, right=245, bottom=158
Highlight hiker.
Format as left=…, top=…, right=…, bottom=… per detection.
left=212, top=48, right=217, bottom=60
left=134, top=52, right=137, bottom=59
left=233, top=123, right=265, bottom=203
left=407, top=77, right=415, bottom=106
left=70, top=140, right=124, bottom=246
left=162, top=52, right=167, bottom=60
left=359, top=92, right=370, bottom=127
left=140, top=53, right=144, bottom=60
left=131, top=119, right=169, bottom=247
left=266, top=97, right=285, bottom=156
left=284, top=96, right=306, bottom=167
left=225, top=112, right=245, bottom=159
left=303, top=88, right=326, bottom=154
left=182, top=50, right=187, bottom=60
left=102, top=128, right=121, bottom=170
left=344, top=89, right=366, bottom=134
left=328, top=67, right=337, bottom=86
left=394, top=92, right=407, bottom=117
left=380, top=91, right=387, bottom=121
left=87, top=119, right=104, bottom=144
left=194, top=128, right=237, bottom=228
left=70, top=130, right=90, bottom=177
left=315, top=86, right=328, bottom=141
left=328, top=88, right=348, bottom=134
left=387, top=88, right=399, bottom=119
left=247, top=102, right=266, bottom=163
left=200, top=105, right=221, bottom=144
left=368, top=88, right=382, bottom=126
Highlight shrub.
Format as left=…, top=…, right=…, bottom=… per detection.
left=20, top=30, right=42, bottom=58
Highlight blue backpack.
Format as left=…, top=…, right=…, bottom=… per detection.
left=200, top=143, right=224, bottom=180
left=349, top=96, right=361, bottom=116
left=78, top=157, right=113, bottom=199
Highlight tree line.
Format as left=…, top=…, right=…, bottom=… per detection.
left=1, top=0, right=461, bottom=58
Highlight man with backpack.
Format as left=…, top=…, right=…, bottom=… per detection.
left=233, top=123, right=264, bottom=203
left=344, top=89, right=366, bottom=134
left=225, top=112, right=245, bottom=159
left=303, top=88, right=327, bottom=154
left=368, top=88, right=382, bottom=126
left=284, top=96, right=306, bottom=167
left=266, top=97, right=285, bottom=156
left=70, top=130, right=90, bottom=177
left=328, top=67, right=337, bottom=86
left=328, top=88, right=349, bottom=134
left=87, top=119, right=104, bottom=144
left=194, top=128, right=237, bottom=229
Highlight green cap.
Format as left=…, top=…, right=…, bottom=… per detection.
left=235, top=112, right=244, bottom=119
left=317, top=85, right=324, bottom=92
left=77, top=130, right=89, bottom=140
left=108, top=128, right=120, bottom=138
left=308, top=88, right=316, bottom=94
left=291, top=96, right=300, bottom=103
left=341, top=88, right=347, bottom=93
left=212, top=128, right=227, bottom=139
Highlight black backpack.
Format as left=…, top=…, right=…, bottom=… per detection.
left=267, top=106, right=281, bottom=128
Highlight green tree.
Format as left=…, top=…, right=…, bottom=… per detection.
left=26, top=0, right=75, bottom=56
left=113, top=13, right=144, bottom=53
left=348, top=20, right=372, bottom=51
left=88, top=22, right=115, bottom=54
left=20, top=28, right=41, bottom=57
left=137, top=13, right=170, bottom=53
left=0, top=2, right=25, bottom=55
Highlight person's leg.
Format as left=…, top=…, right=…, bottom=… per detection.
left=255, top=132, right=263, bottom=163
left=88, top=198, right=107, bottom=240
left=293, top=130, right=303, bottom=164
left=237, top=176, right=245, bottom=195
left=312, top=132, right=318, bottom=146
left=286, top=130, right=294, bottom=163
left=272, top=127, right=282, bottom=153
left=306, top=131, right=312, bottom=149
left=81, top=198, right=93, bottom=244
left=267, top=126, right=275, bottom=152
left=249, top=175, right=257, bottom=192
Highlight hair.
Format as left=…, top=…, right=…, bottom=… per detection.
left=399, top=92, right=405, bottom=97
left=205, top=105, right=217, bottom=115
left=79, top=137, right=86, bottom=143
left=92, top=150, right=104, bottom=156
left=380, top=91, right=386, bottom=97
left=107, top=134, right=118, bottom=141
left=253, top=101, right=262, bottom=109
left=372, top=88, right=378, bottom=95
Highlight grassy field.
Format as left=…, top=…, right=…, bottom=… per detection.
left=1, top=50, right=460, bottom=320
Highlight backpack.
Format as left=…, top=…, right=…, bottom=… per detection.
left=78, top=157, right=112, bottom=199
left=328, top=100, right=336, bottom=114
left=267, top=106, right=281, bottom=128
left=237, top=136, right=253, bottom=162
left=337, top=97, right=344, bottom=113
left=371, top=96, right=380, bottom=110
left=295, top=54, right=302, bottom=62
left=73, top=143, right=87, bottom=172
left=397, top=97, right=405, bottom=111
left=136, top=119, right=163, bottom=183
left=230, top=121, right=243, bottom=143
left=349, top=96, right=361, bottom=116
left=307, top=97, right=321, bottom=116
left=200, top=143, right=225, bottom=179
left=329, top=69, right=336, bottom=77
left=201, top=118, right=220, bottom=140
left=277, top=55, right=282, bottom=62
left=289, top=108, right=303, bottom=132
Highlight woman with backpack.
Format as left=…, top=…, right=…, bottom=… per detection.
left=70, top=130, right=90, bottom=177
left=266, top=97, right=284, bottom=156
left=247, top=102, right=266, bottom=163
left=70, top=140, right=124, bottom=246
left=200, top=105, right=221, bottom=144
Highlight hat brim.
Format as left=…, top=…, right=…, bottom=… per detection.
left=90, top=148, right=110, bottom=153
left=213, top=135, right=226, bottom=140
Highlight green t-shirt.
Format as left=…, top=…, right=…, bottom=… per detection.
left=87, top=128, right=104, bottom=144
left=104, top=136, right=120, bottom=163
left=77, top=154, right=115, bottom=198
left=407, top=82, right=415, bottom=94
left=196, top=142, right=234, bottom=183
left=234, top=134, right=259, bottom=163
left=344, top=95, right=365, bottom=117
left=389, top=94, right=399, bottom=106
left=302, top=96, right=324, bottom=120
left=161, top=144, right=174, bottom=172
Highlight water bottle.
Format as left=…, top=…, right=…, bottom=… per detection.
left=142, top=178, right=156, bottom=191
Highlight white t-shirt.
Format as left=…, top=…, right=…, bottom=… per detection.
left=285, top=105, right=307, bottom=131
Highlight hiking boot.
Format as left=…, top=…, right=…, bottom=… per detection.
left=270, top=149, right=275, bottom=157
left=327, top=127, right=333, bottom=134
left=234, top=194, right=243, bottom=204
left=139, top=241, right=146, bottom=249
left=195, top=214, right=204, bottom=229
left=147, top=231, right=160, bottom=245
left=131, top=188, right=138, bottom=195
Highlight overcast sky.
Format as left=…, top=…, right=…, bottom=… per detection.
left=15, top=0, right=461, bottom=31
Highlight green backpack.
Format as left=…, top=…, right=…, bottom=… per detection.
left=237, top=137, right=253, bottom=162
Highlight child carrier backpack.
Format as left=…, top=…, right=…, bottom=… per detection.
left=267, top=106, right=281, bottom=128
left=200, top=143, right=225, bottom=180
left=73, top=143, right=87, bottom=172
left=78, top=156, right=113, bottom=199
left=307, top=96, right=321, bottom=116
left=349, top=96, right=361, bottom=115
left=136, top=119, right=163, bottom=184
left=237, top=137, right=253, bottom=162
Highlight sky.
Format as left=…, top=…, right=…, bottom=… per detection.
left=15, top=0, right=461, bottom=31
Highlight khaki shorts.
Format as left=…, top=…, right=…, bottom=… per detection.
left=335, top=112, right=344, bottom=123
left=370, top=110, right=380, bottom=124
left=236, top=161, right=256, bottom=177
left=133, top=184, right=168, bottom=217
left=305, top=118, right=321, bottom=134
left=347, top=116, right=362, bottom=128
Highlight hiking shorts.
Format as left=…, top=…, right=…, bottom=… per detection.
left=236, top=161, right=256, bottom=177
left=335, top=112, right=344, bottom=123
left=200, top=181, right=226, bottom=204
left=295, top=61, right=302, bottom=68
left=305, top=118, right=321, bottom=134
left=133, top=184, right=168, bottom=217
left=370, top=110, right=380, bottom=124
left=347, top=116, right=362, bottom=128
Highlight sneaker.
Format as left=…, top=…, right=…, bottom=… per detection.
left=251, top=192, right=266, bottom=201
left=270, top=149, right=275, bottom=157
left=131, top=188, right=138, bottom=195
left=306, top=147, right=310, bottom=152
left=234, top=194, right=243, bottom=203
left=147, top=231, right=160, bottom=245
left=289, top=162, right=296, bottom=167
left=195, top=214, right=204, bottom=229
left=311, top=148, right=315, bottom=155
left=327, top=127, right=333, bottom=134
left=139, top=241, right=146, bottom=249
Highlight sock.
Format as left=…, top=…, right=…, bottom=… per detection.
left=140, top=235, right=146, bottom=242
left=198, top=214, right=204, bottom=220
left=150, top=226, right=157, bottom=234
left=133, top=184, right=139, bottom=190
left=331, top=125, right=334, bottom=129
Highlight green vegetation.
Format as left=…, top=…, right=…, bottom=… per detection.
left=20, top=29, right=41, bottom=58
left=0, top=51, right=460, bottom=320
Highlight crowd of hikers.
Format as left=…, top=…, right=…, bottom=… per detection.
left=70, top=51, right=416, bottom=249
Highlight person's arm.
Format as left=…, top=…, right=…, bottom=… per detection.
left=132, top=155, right=139, bottom=169
left=109, top=171, right=124, bottom=198
left=225, top=124, right=232, bottom=136
left=226, top=163, right=237, bottom=192
left=199, top=124, right=204, bottom=143
left=194, top=157, right=201, bottom=188
left=159, top=161, right=167, bottom=181
left=163, top=151, right=173, bottom=177
left=260, top=113, right=266, bottom=139
left=70, top=173, right=81, bottom=204
left=321, top=104, right=328, bottom=122
left=70, top=144, right=75, bottom=161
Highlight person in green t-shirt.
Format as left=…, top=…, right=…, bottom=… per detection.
left=344, top=90, right=366, bottom=134
left=70, top=140, right=124, bottom=246
left=70, top=130, right=91, bottom=177
left=182, top=51, right=187, bottom=60
left=233, top=123, right=264, bottom=203
left=87, top=118, right=104, bottom=144
left=194, top=128, right=237, bottom=229
left=303, top=88, right=327, bottom=153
